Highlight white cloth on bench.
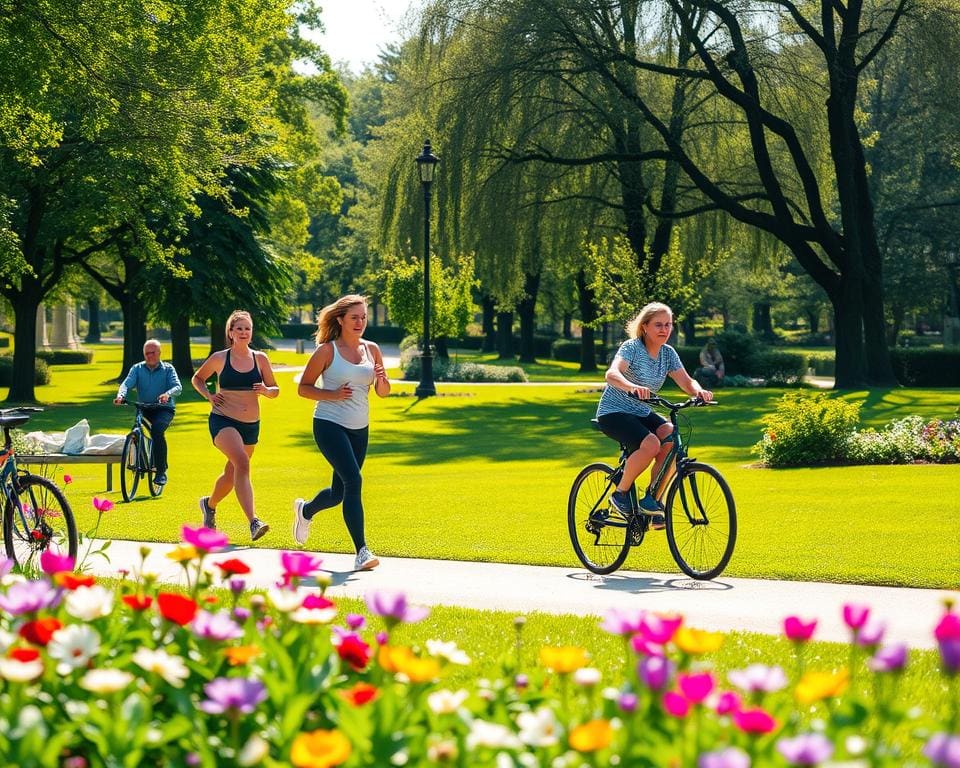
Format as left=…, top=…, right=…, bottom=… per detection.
left=25, top=419, right=125, bottom=456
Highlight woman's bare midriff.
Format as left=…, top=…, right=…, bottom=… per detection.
left=212, top=389, right=260, bottom=423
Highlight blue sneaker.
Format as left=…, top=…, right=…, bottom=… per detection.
left=610, top=490, right=632, bottom=514
left=638, top=492, right=664, bottom=513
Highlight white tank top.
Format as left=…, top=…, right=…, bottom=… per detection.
left=312, top=341, right=375, bottom=429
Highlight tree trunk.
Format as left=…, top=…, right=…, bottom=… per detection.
left=6, top=293, right=42, bottom=403
left=562, top=313, right=572, bottom=339
left=120, top=297, right=148, bottom=382
left=517, top=270, right=541, bottom=363
left=481, top=296, right=496, bottom=352
left=752, top=302, right=774, bottom=339
left=576, top=269, right=598, bottom=373
left=496, top=311, right=514, bottom=359
left=170, top=312, right=194, bottom=382
left=209, top=316, right=227, bottom=356
left=830, top=278, right=869, bottom=389
left=435, top=336, right=449, bottom=360
left=682, top=315, right=696, bottom=346
left=85, top=298, right=102, bottom=343
left=805, top=309, right=820, bottom=336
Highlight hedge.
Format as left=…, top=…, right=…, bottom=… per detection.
left=277, top=324, right=406, bottom=343
left=891, top=348, right=960, bottom=386
left=551, top=338, right=608, bottom=363
left=0, top=355, right=51, bottom=386
left=35, top=349, right=94, bottom=365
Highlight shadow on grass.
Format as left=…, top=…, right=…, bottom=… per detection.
left=567, top=570, right=734, bottom=594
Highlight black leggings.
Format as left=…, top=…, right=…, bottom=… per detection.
left=303, top=419, right=369, bottom=552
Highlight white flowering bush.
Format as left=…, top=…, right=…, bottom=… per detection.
left=1, top=527, right=959, bottom=767
left=847, top=417, right=960, bottom=464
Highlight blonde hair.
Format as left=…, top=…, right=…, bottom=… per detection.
left=315, top=294, right=367, bottom=344
left=225, top=310, right=253, bottom=347
left=625, top=302, right=673, bottom=340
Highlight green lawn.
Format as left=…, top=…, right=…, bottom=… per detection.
left=5, top=342, right=959, bottom=589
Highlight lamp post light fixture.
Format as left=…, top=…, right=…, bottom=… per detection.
left=414, top=139, right=439, bottom=397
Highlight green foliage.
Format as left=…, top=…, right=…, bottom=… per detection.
left=384, top=253, right=476, bottom=340
left=550, top=338, right=606, bottom=363
left=35, top=349, right=94, bottom=365
left=754, top=392, right=861, bottom=467
left=890, top=349, right=960, bottom=386
left=402, top=355, right=528, bottom=382
left=0, top=355, right=50, bottom=387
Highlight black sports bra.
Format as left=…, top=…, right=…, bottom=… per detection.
left=219, top=350, right=263, bottom=390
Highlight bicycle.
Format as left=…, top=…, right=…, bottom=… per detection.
left=0, top=407, right=78, bottom=568
left=119, top=400, right=166, bottom=502
left=568, top=394, right=736, bottom=580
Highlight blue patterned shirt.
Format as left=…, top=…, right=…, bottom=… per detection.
left=596, top=339, right=682, bottom=418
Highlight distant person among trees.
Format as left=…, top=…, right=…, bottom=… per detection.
left=292, top=294, right=391, bottom=571
left=596, top=302, right=713, bottom=529
left=698, top=338, right=725, bottom=385
left=190, top=310, right=279, bottom=541
left=113, top=339, right=181, bottom=486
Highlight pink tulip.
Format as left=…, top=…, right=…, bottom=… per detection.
left=663, top=690, right=691, bottom=718
left=280, top=551, right=323, bottom=583
left=733, top=707, right=778, bottom=734
left=630, top=634, right=666, bottom=657
left=715, top=690, right=742, bottom=716
left=678, top=671, right=715, bottom=704
left=181, top=525, right=229, bottom=553
left=856, top=619, right=886, bottom=648
left=935, top=612, right=960, bottom=642
left=92, top=497, right=114, bottom=513
left=842, top=603, right=870, bottom=631
left=869, top=643, right=908, bottom=673
left=39, top=549, right=74, bottom=575
left=601, top=607, right=647, bottom=636
left=640, top=613, right=683, bottom=644
left=784, top=616, right=817, bottom=642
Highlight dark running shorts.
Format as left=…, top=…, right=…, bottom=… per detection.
left=596, top=411, right=667, bottom=454
left=209, top=413, right=260, bottom=446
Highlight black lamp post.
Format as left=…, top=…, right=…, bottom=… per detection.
left=415, top=139, right=439, bottom=397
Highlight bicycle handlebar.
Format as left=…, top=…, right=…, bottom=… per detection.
left=119, top=399, right=163, bottom=408
left=627, top=393, right=717, bottom=410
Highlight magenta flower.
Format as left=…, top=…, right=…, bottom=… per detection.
left=698, top=747, right=751, bottom=768
left=640, top=613, right=683, bottom=644
left=663, top=690, right=690, bottom=718
left=198, top=677, right=267, bottom=715
left=924, top=733, right=960, bottom=768
left=601, top=607, right=646, bottom=636
left=0, top=579, right=60, bottom=615
left=868, top=643, right=908, bottom=673
left=728, top=664, right=788, bottom=694
left=364, top=590, right=429, bottom=626
left=715, top=690, right=742, bottom=716
left=678, top=671, right=715, bottom=704
left=732, top=707, right=778, bottom=734
left=280, top=551, right=323, bottom=585
left=630, top=634, right=665, bottom=657
left=346, top=613, right=366, bottom=630
left=856, top=618, right=886, bottom=647
left=936, top=612, right=960, bottom=641
left=936, top=612, right=960, bottom=674
left=192, top=610, right=244, bottom=642
left=40, top=549, right=75, bottom=575
left=618, top=692, right=638, bottom=713
left=92, top=497, right=114, bottom=513
left=842, top=603, right=870, bottom=632
left=233, top=607, right=250, bottom=623
left=638, top=655, right=673, bottom=691
left=181, top=525, right=228, bottom=553
left=783, top=616, right=817, bottom=642
left=777, top=733, right=834, bottom=765
left=63, top=474, right=73, bottom=485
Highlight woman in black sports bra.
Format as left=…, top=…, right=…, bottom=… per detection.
left=190, top=310, right=279, bottom=541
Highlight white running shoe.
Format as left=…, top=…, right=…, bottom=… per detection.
left=354, top=546, right=380, bottom=571
left=292, top=498, right=310, bottom=545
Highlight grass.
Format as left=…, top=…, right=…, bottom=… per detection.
left=4, top=342, right=959, bottom=589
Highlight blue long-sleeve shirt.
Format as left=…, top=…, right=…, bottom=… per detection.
left=117, top=362, right=182, bottom=409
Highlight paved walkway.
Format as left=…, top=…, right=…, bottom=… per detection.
left=88, top=539, right=951, bottom=649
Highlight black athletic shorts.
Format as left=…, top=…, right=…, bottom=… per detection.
left=209, top=413, right=260, bottom=445
left=596, top=411, right=667, bottom=454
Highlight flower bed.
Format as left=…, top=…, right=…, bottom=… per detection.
left=1, top=528, right=958, bottom=767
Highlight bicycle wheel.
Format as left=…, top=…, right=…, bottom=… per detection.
left=3, top=474, right=78, bottom=569
left=146, top=438, right=163, bottom=497
left=120, top=431, right=141, bottom=502
left=568, top=462, right=631, bottom=575
left=664, top=462, right=736, bottom=580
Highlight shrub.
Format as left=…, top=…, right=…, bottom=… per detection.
left=847, top=416, right=960, bottom=464
left=890, top=349, right=960, bottom=387
left=711, top=329, right=763, bottom=375
left=0, top=355, right=52, bottom=386
left=399, top=334, right=420, bottom=353
left=35, top=349, right=93, bottom=365
left=402, top=355, right=528, bottom=382
left=550, top=338, right=607, bottom=363
left=750, top=350, right=807, bottom=385
left=805, top=352, right=835, bottom=377
left=754, top=391, right=861, bottom=467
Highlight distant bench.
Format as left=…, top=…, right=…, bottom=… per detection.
left=18, top=454, right=119, bottom=492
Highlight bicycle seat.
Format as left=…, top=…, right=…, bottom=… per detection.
left=0, top=413, right=31, bottom=429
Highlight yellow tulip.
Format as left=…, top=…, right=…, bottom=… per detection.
left=396, top=655, right=442, bottom=683
left=674, top=627, right=724, bottom=655
left=290, top=729, right=351, bottom=768
left=569, top=719, right=613, bottom=752
left=165, top=545, right=198, bottom=563
left=538, top=645, right=589, bottom=674
left=378, top=644, right=414, bottom=673
left=795, top=669, right=849, bottom=704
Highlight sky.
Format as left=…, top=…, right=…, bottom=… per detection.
left=316, top=0, right=416, bottom=72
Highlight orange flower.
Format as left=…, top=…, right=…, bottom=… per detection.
left=376, top=645, right=440, bottom=682
left=795, top=669, right=849, bottom=704
left=54, top=573, right=96, bottom=590
left=569, top=719, right=613, bottom=752
left=538, top=646, right=589, bottom=674
left=290, top=729, right=351, bottom=768
left=377, top=645, right=414, bottom=674
left=339, top=682, right=379, bottom=707
left=674, top=627, right=724, bottom=655
left=224, top=645, right=261, bottom=667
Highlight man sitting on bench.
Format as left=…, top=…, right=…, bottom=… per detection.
left=113, top=340, right=182, bottom=485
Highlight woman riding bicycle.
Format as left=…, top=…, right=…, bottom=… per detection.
left=596, top=302, right=712, bottom=529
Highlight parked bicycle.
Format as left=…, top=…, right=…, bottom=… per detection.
left=0, top=407, right=78, bottom=568
left=568, top=394, right=736, bottom=580
left=120, top=400, right=165, bottom=502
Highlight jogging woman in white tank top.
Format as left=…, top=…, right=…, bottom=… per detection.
left=291, top=294, right=391, bottom=570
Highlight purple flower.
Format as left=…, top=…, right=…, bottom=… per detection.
left=924, top=733, right=960, bottom=768
left=868, top=643, right=908, bottom=673
left=727, top=664, right=787, bottom=694
left=601, top=607, right=646, bottom=636
left=940, top=639, right=960, bottom=674
left=777, top=733, right=835, bottom=766
left=232, top=607, right=251, bottom=623
left=198, top=677, right=267, bottom=715
left=228, top=578, right=246, bottom=596
left=618, top=692, right=638, bottom=713
left=346, top=613, right=366, bottom=630
left=514, top=673, right=529, bottom=689
left=364, top=590, right=429, bottom=626
left=638, top=655, right=674, bottom=691
left=698, top=747, right=750, bottom=768
left=0, top=579, right=60, bottom=615
left=181, top=525, right=228, bottom=553
left=0, top=556, right=13, bottom=579
left=855, top=618, right=886, bottom=647
left=192, top=610, right=244, bottom=642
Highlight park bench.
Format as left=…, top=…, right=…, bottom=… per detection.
left=18, top=454, right=119, bottom=492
